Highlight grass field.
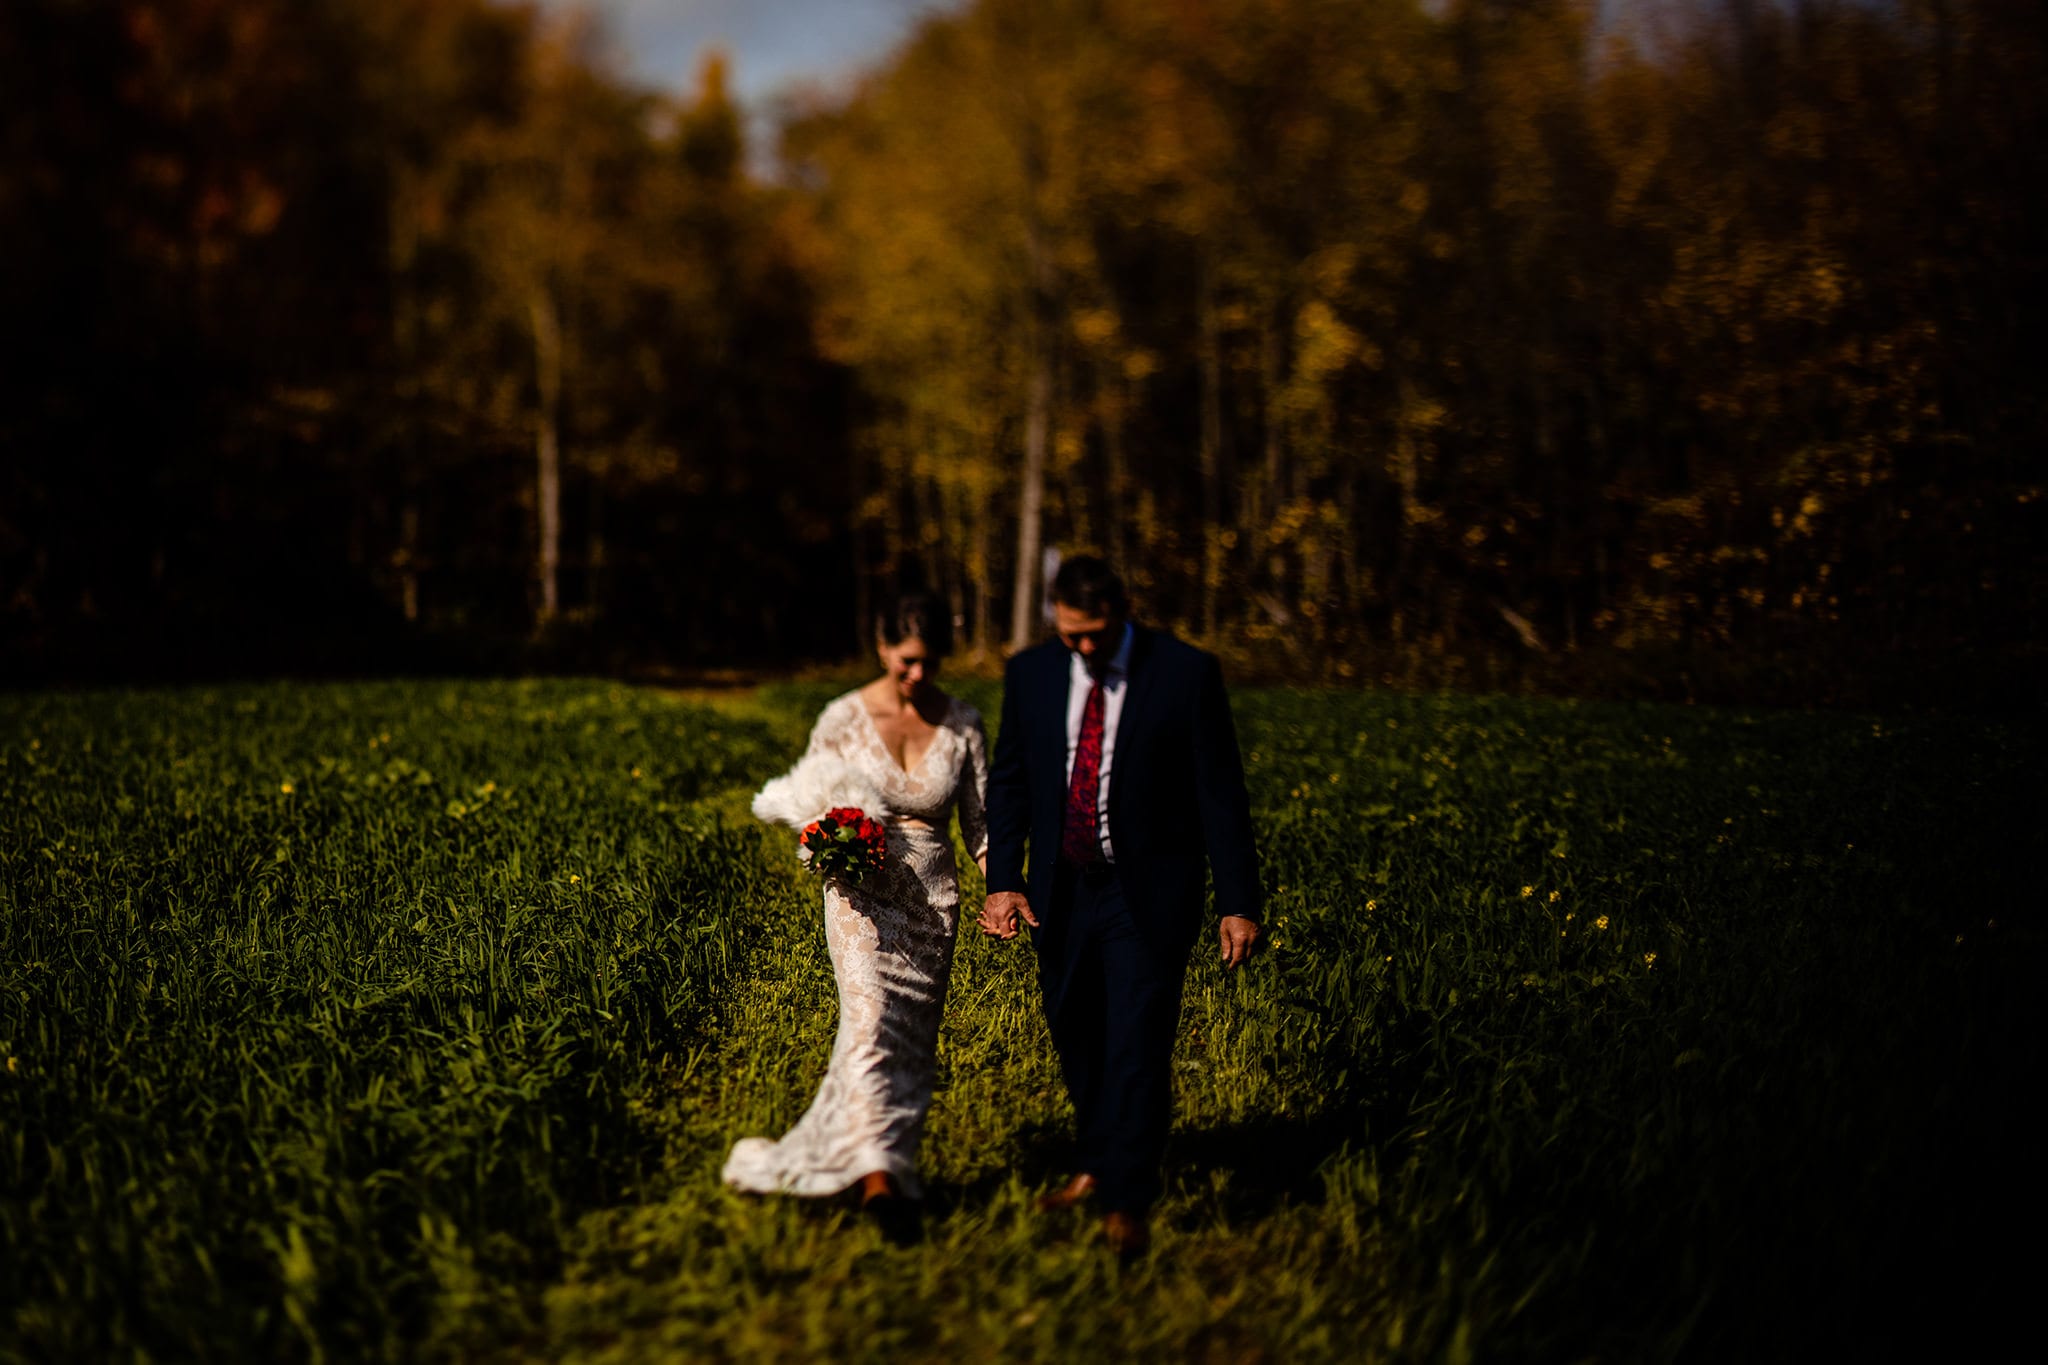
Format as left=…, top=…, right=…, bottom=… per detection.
left=2, top=678, right=2039, bottom=1362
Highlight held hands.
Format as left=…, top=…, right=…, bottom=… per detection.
left=1219, top=915, right=1262, bottom=970
left=979, top=891, right=1038, bottom=940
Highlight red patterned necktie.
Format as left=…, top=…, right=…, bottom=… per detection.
left=1062, top=679, right=1106, bottom=864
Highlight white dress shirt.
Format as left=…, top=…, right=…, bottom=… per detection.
left=1063, top=622, right=1134, bottom=863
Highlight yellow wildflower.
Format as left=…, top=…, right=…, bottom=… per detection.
left=6, top=1056, right=15, bottom=1073
left=1644, top=952, right=1657, bottom=967
left=1520, top=885, right=1533, bottom=898
left=569, top=874, right=582, bottom=884
left=1548, top=890, right=1560, bottom=903
left=1365, top=899, right=1378, bottom=912
left=280, top=782, right=294, bottom=795
left=1595, top=915, right=1610, bottom=930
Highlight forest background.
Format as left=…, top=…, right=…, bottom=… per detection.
left=3, top=0, right=2043, bottom=706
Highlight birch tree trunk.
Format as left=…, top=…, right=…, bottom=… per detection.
left=530, top=286, right=563, bottom=627
left=1008, top=211, right=1053, bottom=652
left=1008, top=350, right=1051, bottom=651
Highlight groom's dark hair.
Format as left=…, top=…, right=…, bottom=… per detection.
left=1050, top=555, right=1127, bottom=616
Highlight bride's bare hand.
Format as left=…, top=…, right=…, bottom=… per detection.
left=979, top=891, right=1036, bottom=939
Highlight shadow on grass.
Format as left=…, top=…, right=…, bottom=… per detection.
left=913, top=1119, right=1082, bottom=1222
left=915, top=1106, right=1385, bottom=1229
left=1162, top=1108, right=1376, bottom=1219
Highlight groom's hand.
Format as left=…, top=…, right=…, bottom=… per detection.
left=980, top=891, right=1038, bottom=940
left=1219, top=916, right=1262, bottom=970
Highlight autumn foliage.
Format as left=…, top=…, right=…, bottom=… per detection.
left=2, top=0, right=2042, bottom=701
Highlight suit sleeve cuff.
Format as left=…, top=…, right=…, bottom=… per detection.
left=986, top=863, right=1028, bottom=896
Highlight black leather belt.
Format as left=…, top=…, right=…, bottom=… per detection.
left=1061, top=858, right=1118, bottom=887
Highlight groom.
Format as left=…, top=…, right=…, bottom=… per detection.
left=979, top=556, right=1262, bottom=1256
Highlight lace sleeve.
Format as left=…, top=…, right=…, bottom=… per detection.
left=955, top=706, right=990, bottom=863
left=804, top=695, right=859, bottom=761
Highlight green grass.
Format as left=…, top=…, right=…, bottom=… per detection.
left=3, top=679, right=2038, bottom=1361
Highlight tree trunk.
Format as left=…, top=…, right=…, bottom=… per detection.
left=398, top=498, right=420, bottom=623
left=1259, top=307, right=1283, bottom=530
left=1198, top=260, right=1225, bottom=638
left=586, top=472, right=605, bottom=618
left=390, top=165, right=422, bottom=626
left=1258, top=304, right=1288, bottom=599
left=972, top=481, right=993, bottom=661
left=914, top=453, right=942, bottom=590
left=1101, top=366, right=1128, bottom=578
left=1339, top=466, right=1361, bottom=612
left=1009, top=354, right=1051, bottom=651
left=1390, top=374, right=1422, bottom=645
left=529, top=287, right=564, bottom=628
left=850, top=436, right=873, bottom=654
left=1009, top=212, right=1054, bottom=653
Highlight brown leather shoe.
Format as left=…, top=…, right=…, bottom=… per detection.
left=856, top=1171, right=921, bottom=1246
left=1035, top=1173, right=1098, bottom=1212
left=1102, top=1210, right=1149, bottom=1260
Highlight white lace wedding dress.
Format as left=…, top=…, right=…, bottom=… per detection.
left=723, top=690, right=989, bottom=1199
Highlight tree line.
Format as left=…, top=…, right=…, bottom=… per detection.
left=3, top=0, right=2042, bottom=700
left=3, top=0, right=846, bottom=671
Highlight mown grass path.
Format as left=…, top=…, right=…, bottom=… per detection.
left=3, top=680, right=2039, bottom=1362
left=519, top=775, right=1364, bottom=1362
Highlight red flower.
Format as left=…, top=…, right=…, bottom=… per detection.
left=796, top=805, right=889, bottom=885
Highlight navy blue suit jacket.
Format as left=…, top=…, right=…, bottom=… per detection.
left=984, top=626, right=1261, bottom=962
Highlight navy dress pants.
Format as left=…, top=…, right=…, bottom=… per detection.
left=1043, top=860, right=1189, bottom=1214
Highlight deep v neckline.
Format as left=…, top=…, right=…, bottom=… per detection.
left=858, top=695, right=949, bottom=779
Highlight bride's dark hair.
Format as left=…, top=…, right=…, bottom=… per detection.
left=877, top=591, right=953, bottom=659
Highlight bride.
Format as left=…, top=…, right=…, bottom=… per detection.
left=724, top=592, right=989, bottom=1233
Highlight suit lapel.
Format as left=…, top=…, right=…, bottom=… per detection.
left=1107, top=625, right=1158, bottom=813
left=1041, top=644, right=1071, bottom=784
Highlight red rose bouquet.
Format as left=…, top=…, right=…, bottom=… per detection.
left=798, top=806, right=889, bottom=884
